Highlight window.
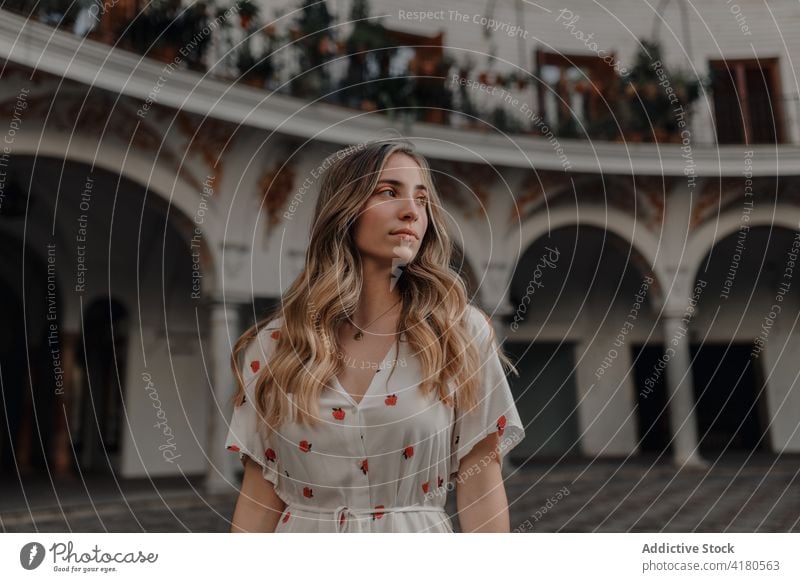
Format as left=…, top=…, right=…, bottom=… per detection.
left=709, top=58, right=784, bottom=144
left=536, top=49, right=620, bottom=139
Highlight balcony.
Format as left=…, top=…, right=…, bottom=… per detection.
left=2, top=3, right=799, bottom=177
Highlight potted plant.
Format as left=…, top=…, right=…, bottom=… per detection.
left=236, top=0, right=259, bottom=30
left=118, top=0, right=181, bottom=62
left=236, top=34, right=277, bottom=88
left=178, top=1, right=213, bottom=71
left=620, top=40, right=703, bottom=142
left=340, top=0, right=395, bottom=110
left=414, top=53, right=455, bottom=125
left=290, top=0, right=335, bottom=98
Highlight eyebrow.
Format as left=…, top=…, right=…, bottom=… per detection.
left=376, top=179, right=428, bottom=192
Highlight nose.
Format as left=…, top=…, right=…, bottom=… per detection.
left=396, top=196, right=420, bottom=222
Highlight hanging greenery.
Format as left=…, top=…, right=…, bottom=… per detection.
left=235, top=0, right=259, bottom=29
left=232, top=2, right=281, bottom=87
left=290, top=0, right=336, bottom=97
left=117, top=0, right=213, bottom=68
left=340, top=0, right=396, bottom=110
left=413, top=53, right=455, bottom=124
left=452, top=57, right=480, bottom=125
left=620, top=40, right=704, bottom=142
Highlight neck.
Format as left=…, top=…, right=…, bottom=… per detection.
left=353, top=259, right=402, bottom=330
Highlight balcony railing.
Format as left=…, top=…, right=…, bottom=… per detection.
left=3, top=1, right=796, bottom=146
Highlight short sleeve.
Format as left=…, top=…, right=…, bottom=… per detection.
left=224, top=320, right=282, bottom=488
left=449, top=306, right=525, bottom=479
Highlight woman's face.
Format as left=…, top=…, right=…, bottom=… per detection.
left=352, top=152, right=429, bottom=266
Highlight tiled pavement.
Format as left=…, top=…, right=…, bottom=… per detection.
left=1, top=453, right=798, bottom=532
left=504, top=452, right=800, bottom=532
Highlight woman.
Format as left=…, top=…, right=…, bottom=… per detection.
left=226, top=138, right=525, bottom=532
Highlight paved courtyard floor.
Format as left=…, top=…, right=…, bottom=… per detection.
left=1, top=452, right=797, bottom=532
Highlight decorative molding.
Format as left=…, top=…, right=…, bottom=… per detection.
left=448, top=161, right=497, bottom=218
left=0, top=83, right=206, bottom=193
left=690, top=176, right=794, bottom=229
left=632, top=174, right=677, bottom=231
left=511, top=169, right=571, bottom=224
left=258, top=159, right=297, bottom=230
left=175, top=113, right=238, bottom=190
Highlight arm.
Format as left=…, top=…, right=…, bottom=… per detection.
left=455, top=432, right=511, bottom=532
left=230, top=457, right=287, bottom=533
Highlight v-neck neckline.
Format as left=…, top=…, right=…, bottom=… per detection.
left=333, top=336, right=403, bottom=409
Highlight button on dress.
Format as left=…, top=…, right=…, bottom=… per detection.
left=225, top=304, right=525, bottom=532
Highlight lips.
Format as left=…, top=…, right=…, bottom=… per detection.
left=390, top=229, right=418, bottom=239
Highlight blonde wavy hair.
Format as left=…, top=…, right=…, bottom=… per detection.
left=230, top=138, right=517, bottom=435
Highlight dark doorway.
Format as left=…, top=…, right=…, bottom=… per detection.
left=74, top=298, right=129, bottom=473
left=632, top=344, right=673, bottom=455
left=0, top=280, right=28, bottom=472
left=690, top=343, right=768, bottom=454
left=0, top=236, right=56, bottom=475
left=504, top=341, right=580, bottom=461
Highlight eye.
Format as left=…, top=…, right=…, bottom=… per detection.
left=377, top=188, right=396, bottom=197
left=415, top=195, right=428, bottom=207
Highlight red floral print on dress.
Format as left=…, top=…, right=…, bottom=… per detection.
left=270, top=330, right=281, bottom=340
left=496, top=415, right=507, bottom=437
left=385, top=394, right=398, bottom=406
left=265, top=448, right=277, bottom=462
left=227, top=445, right=240, bottom=452
left=372, top=505, right=385, bottom=520
left=303, top=487, right=313, bottom=498
left=249, top=360, right=260, bottom=373
left=402, top=445, right=414, bottom=459
left=421, top=482, right=429, bottom=494
left=437, top=476, right=444, bottom=488
left=299, top=440, right=312, bottom=453
left=282, top=512, right=291, bottom=523
left=332, top=407, right=345, bottom=420
left=359, top=459, right=368, bottom=474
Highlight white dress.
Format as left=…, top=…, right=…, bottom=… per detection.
left=225, top=304, right=525, bottom=532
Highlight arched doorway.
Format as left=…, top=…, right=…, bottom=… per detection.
left=0, top=153, right=217, bottom=482
left=686, top=225, right=800, bottom=457
left=508, top=224, right=658, bottom=459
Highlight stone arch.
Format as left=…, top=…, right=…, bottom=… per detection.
left=685, top=205, right=800, bottom=283
left=517, top=205, right=666, bottom=299
left=9, top=131, right=221, bottom=296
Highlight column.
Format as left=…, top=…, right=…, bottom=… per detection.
left=52, top=331, right=80, bottom=478
left=662, top=311, right=707, bottom=468
left=205, top=299, right=243, bottom=493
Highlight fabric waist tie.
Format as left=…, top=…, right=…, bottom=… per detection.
left=285, top=503, right=448, bottom=533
